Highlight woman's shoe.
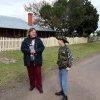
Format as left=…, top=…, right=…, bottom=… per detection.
left=29, top=87, right=35, bottom=91
left=38, top=88, right=43, bottom=94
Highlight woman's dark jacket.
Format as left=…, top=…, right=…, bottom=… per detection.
left=21, top=37, right=45, bottom=67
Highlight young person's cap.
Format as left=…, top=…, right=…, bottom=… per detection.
left=56, top=36, right=69, bottom=43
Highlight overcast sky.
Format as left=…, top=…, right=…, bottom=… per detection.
left=0, top=0, right=100, bottom=29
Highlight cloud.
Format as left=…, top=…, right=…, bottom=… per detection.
left=0, top=0, right=31, bottom=20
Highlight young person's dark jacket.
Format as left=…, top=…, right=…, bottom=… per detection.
left=21, top=37, right=45, bottom=67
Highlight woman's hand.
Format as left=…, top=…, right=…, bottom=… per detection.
left=30, top=49, right=36, bottom=54
left=66, top=67, right=71, bottom=71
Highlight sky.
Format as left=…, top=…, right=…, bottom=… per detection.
left=0, top=0, right=100, bottom=30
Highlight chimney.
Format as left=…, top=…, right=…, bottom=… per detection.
left=28, top=13, right=33, bottom=26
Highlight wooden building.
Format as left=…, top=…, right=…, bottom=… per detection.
left=0, top=13, right=56, bottom=38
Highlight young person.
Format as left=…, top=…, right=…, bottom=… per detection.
left=55, top=36, right=73, bottom=100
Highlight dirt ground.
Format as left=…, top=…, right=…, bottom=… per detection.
left=0, top=54, right=100, bottom=100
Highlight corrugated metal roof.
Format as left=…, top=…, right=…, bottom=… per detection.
left=0, top=16, right=54, bottom=32
left=0, top=16, right=55, bottom=32
left=0, top=16, right=29, bottom=30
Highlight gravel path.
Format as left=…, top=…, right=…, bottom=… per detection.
left=0, top=54, right=100, bottom=100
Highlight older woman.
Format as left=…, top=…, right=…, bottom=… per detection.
left=21, top=28, right=45, bottom=93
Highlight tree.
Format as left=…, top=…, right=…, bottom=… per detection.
left=63, top=0, right=99, bottom=37
left=24, top=1, right=48, bottom=26
left=25, top=0, right=99, bottom=37
left=40, top=0, right=68, bottom=34
left=77, top=0, right=99, bottom=37
left=96, top=30, right=100, bottom=37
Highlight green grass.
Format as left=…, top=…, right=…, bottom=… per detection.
left=0, top=42, right=100, bottom=87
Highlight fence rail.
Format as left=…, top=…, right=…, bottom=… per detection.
left=0, top=37, right=24, bottom=51
left=0, top=37, right=88, bottom=52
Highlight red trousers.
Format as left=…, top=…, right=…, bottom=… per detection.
left=27, top=62, right=42, bottom=90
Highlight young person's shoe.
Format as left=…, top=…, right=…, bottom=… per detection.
left=62, top=94, right=68, bottom=100
left=55, top=90, right=64, bottom=96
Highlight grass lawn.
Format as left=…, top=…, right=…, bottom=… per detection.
left=0, top=42, right=100, bottom=87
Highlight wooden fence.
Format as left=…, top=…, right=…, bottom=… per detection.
left=0, top=37, right=24, bottom=51
left=0, top=37, right=88, bottom=51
